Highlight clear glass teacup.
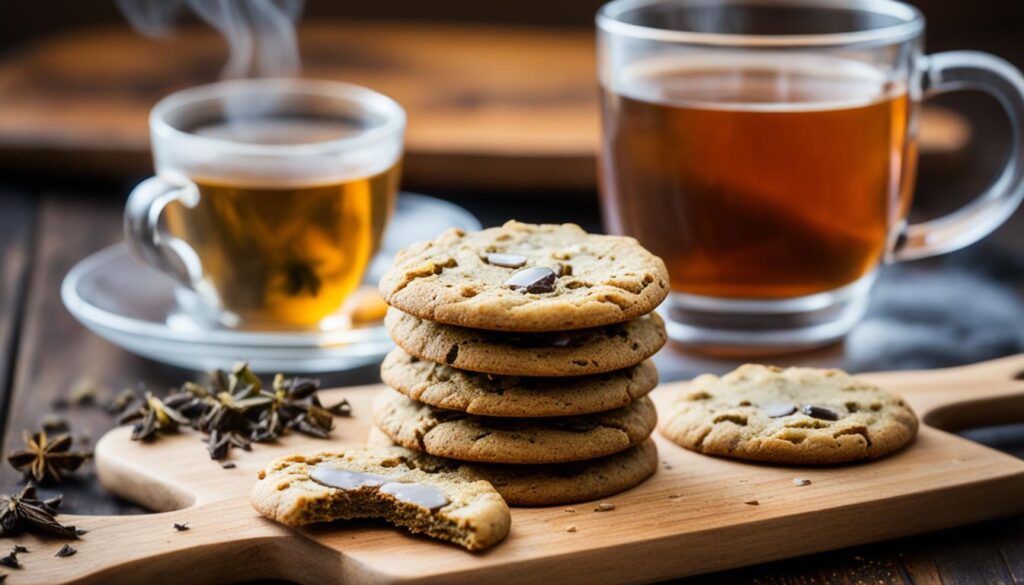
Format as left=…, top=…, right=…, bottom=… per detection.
left=125, top=79, right=405, bottom=330
left=597, top=0, right=1024, bottom=352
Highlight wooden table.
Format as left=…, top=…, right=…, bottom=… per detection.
left=0, top=182, right=1023, bottom=584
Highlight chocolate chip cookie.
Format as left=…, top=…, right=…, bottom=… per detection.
left=373, top=389, right=657, bottom=464
left=661, top=364, right=919, bottom=465
left=250, top=448, right=511, bottom=551
left=367, top=428, right=659, bottom=506
left=385, top=308, right=666, bottom=377
left=381, top=348, right=659, bottom=417
left=379, top=221, right=669, bottom=332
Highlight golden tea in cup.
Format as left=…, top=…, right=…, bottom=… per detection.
left=125, top=79, right=405, bottom=329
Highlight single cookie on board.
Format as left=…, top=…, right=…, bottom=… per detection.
left=367, top=428, right=659, bottom=506
left=379, top=221, right=669, bottom=332
left=385, top=308, right=666, bottom=377
left=373, top=389, right=657, bottom=464
left=660, top=364, right=919, bottom=465
left=250, top=448, right=510, bottom=551
left=381, top=348, right=659, bottom=418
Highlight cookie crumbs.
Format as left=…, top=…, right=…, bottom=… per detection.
left=743, top=499, right=759, bottom=506
left=594, top=502, right=615, bottom=512
left=564, top=508, right=576, bottom=513
left=668, top=494, right=682, bottom=499
left=792, top=478, right=812, bottom=486
left=566, top=526, right=577, bottom=533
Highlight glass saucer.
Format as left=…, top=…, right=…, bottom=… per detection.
left=61, top=193, right=481, bottom=373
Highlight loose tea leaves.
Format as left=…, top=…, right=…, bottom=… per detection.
left=119, top=364, right=351, bottom=460
left=7, top=431, right=91, bottom=484
left=54, top=544, right=76, bottom=558
left=0, top=484, right=80, bottom=539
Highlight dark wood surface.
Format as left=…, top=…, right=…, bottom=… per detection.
left=0, top=180, right=1021, bottom=584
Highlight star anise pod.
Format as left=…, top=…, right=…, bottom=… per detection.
left=0, top=484, right=80, bottom=539
left=118, top=392, right=190, bottom=441
left=115, top=364, right=350, bottom=461
left=252, top=374, right=347, bottom=440
left=7, top=431, right=91, bottom=484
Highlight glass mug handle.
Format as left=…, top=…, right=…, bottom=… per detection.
left=894, top=51, right=1024, bottom=261
left=123, top=171, right=203, bottom=289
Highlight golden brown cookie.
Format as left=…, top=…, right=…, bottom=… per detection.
left=661, top=364, right=919, bottom=465
left=381, top=348, right=659, bottom=417
left=379, top=221, right=669, bottom=332
left=373, top=389, right=657, bottom=464
left=385, top=308, right=666, bottom=377
left=367, top=428, right=659, bottom=506
left=250, top=448, right=510, bottom=551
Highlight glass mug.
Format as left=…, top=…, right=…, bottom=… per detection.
left=125, top=79, right=405, bottom=330
left=598, top=0, right=1024, bottom=351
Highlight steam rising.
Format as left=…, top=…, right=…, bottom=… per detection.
left=117, top=0, right=304, bottom=78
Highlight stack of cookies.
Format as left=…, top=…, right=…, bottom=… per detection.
left=371, top=221, right=670, bottom=506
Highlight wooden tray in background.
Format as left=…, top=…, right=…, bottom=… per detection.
left=5, top=355, right=1024, bottom=584
left=0, top=23, right=969, bottom=190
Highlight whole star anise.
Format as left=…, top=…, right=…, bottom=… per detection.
left=117, top=392, right=190, bottom=441
left=7, top=431, right=91, bottom=484
left=252, top=374, right=350, bottom=440
left=0, top=484, right=80, bottom=539
left=116, top=363, right=352, bottom=461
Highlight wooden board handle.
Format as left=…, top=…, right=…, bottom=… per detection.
left=862, top=354, right=1024, bottom=431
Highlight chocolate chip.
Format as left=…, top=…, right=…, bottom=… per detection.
left=486, top=253, right=528, bottom=268
left=744, top=499, right=760, bottom=505
left=801, top=404, right=839, bottom=421
left=505, top=267, right=557, bottom=293
left=762, top=402, right=798, bottom=418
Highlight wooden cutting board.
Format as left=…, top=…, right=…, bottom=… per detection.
left=0, top=23, right=968, bottom=189
left=8, top=355, right=1024, bottom=584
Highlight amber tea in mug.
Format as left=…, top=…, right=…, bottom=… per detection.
left=598, top=0, right=1024, bottom=350
left=126, top=80, right=405, bottom=329
left=603, top=54, right=916, bottom=299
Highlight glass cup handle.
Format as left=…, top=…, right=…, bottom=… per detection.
left=893, top=51, right=1024, bottom=261
left=123, top=170, right=203, bottom=289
